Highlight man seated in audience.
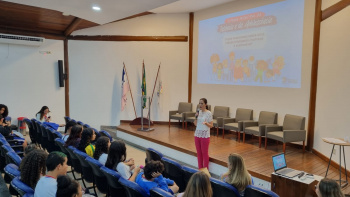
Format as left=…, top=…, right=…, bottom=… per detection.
left=136, top=160, right=179, bottom=195
left=34, top=151, right=68, bottom=197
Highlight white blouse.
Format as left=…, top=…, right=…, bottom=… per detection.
left=194, top=110, right=213, bottom=138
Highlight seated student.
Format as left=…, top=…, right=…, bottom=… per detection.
left=34, top=151, right=68, bottom=197
left=136, top=160, right=179, bottom=195
left=0, top=114, right=28, bottom=148
left=24, top=144, right=39, bottom=156
left=105, top=140, right=140, bottom=181
left=316, top=178, right=345, bottom=197
left=93, top=136, right=110, bottom=165
left=65, top=125, right=83, bottom=148
left=220, top=153, right=252, bottom=197
left=56, top=175, right=83, bottom=197
left=62, top=120, right=77, bottom=142
left=77, top=128, right=96, bottom=157
left=20, top=149, right=48, bottom=189
left=35, top=106, right=65, bottom=129
left=177, top=171, right=212, bottom=197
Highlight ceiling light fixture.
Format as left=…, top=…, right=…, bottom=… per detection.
left=92, top=6, right=101, bottom=11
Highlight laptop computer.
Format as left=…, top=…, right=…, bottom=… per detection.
left=272, top=153, right=302, bottom=178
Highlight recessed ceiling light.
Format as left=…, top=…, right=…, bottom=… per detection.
left=92, top=6, right=101, bottom=11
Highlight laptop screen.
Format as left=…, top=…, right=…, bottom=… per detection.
left=272, top=153, right=287, bottom=171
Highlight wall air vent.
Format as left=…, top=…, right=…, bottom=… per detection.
left=0, top=33, right=45, bottom=46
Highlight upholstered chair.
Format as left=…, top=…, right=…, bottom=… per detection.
left=212, top=106, right=230, bottom=136
left=222, top=108, right=253, bottom=140
left=169, top=102, right=193, bottom=128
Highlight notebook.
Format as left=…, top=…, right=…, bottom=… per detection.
left=272, top=153, right=302, bottom=178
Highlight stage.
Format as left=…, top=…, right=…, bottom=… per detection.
left=115, top=122, right=350, bottom=194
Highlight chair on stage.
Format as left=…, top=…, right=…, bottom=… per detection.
left=210, top=177, right=240, bottom=197
left=161, top=157, right=185, bottom=192
left=118, top=177, right=148, bottom=197
left=11, top=176, right=34, bottom=197
left=212, top=106, right=230, bottom=136
left=244, top=185, right=279, bottom=197
left=243, top=111, right=278, bottom=148
left=100, top=166, right=126, bottom=197
left=265, top=114, right=306, bottom=153
left=150, top=187, right=173, bottom=197
left=169, top=102, right=193, bottom=129
left=222, top=108, right=253, bottom=140
left=182, top=165, right=199, bottom=187
left=184, top=104, right=212, bottom=130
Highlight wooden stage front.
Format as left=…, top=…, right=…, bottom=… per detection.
left=116, top=122, right=350, bottom=194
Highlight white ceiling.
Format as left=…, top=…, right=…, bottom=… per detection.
left=4, top=0, right=236, bottom=25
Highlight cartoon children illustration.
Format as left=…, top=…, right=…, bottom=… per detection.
left=217, top=63, right=223, bottom=80
left=233, top=58, right=244, bottom=82
left=248, top=56, right=255, bottom=81
left=272, top=56, right=285, bottom=81
left=242, top=59, right=250, bottom=81
left=222, top=59, right=230, bottom=81
left=229, top=52, right=235, bottom=81
left=265, top=69, right=274, bottom=82
left=254, top=60, right=268, bottom=83
left=210, top=54, right=220, bottom=80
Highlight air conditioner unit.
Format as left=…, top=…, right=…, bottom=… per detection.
left=0, top=33, right=45, bottom=47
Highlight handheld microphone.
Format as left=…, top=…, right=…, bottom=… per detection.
left=195, top=108, right=200, bottom=119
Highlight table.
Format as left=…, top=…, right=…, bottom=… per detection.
left=322, top=138, right=350, bottom=188
left=271, top=172, right=323, bottom=197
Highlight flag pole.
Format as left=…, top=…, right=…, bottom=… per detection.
left=150, top=63, right=161, bottom=107
left=123, top=62, right=137, bottom=118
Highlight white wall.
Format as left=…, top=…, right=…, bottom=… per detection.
left=314, top=0, right=350, bottom=170
left=68, top=14, right=189, bottom=129
left=0, top=39, right=65, bottom=125
left=192, top=0, right=315, bottom=142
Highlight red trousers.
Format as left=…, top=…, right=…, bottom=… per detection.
left=195, top=137, right=210, bottom=169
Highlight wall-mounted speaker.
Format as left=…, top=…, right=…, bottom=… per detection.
left=58, top=60, right=65, bottom=87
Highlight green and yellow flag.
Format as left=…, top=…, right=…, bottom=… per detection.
left=141, top=65, right=147, bottom=108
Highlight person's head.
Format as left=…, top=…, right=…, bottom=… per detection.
left=183, top=171, right=212, bottom=197
left=46, top=151, right=68, bottom=176
left=37, top=106, right=50, bottom=120
left=20, top=149, right=48, bottom=189
left=56, top=175, right=82, bottom=197
left=93, top=136, right=110, bottom=160
left=77, top=128, right=96, bottom=152
left=316, top=178, right=344, bottom=197
left=24, top=144, right=39, bottom=156
left=105, top=140, right=127, bottom=170
left=65, top=125, right=83, bottom=147
left=143, top=160, right=165, bottom=180
left=225, top=153, right=252, bottom=191
left=0, top=104, right=9, bottom=117
left=199, top=98, right=208, bottom=110
left=65, top=120, right=78, bottom=134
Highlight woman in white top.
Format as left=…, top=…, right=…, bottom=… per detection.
left=105, top=140, right=140, bottom=182
left=194, top=98, right=213, bottom=170
left=36, top=106, right=51, bottom=122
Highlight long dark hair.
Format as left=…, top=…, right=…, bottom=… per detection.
left=200, top=98, right=209, bottom=110
left=20, top=149, right=48, bottom=189
left=0, top=104, right=9, bottom=117
left=56, top=175, right=80, bottom=197
left=36, top=106, right=49, bottom=120
left=105, top=140, right=126, bottom=170
left=77, top=128, right=94, bottom=152
left=65, top=125, right=83, bottom=147
left=93, top=136, right=110, bottom=160
left=65, top=120, right=77, bottom=134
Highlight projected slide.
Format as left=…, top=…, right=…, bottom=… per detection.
left=198, top=0, right=304, bottom=88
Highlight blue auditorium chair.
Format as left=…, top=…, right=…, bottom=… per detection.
left=244, top=185, right=279, bottom=197
left=84, top=124, right=91, bottom=128
left=73, top=149, right=96, bottom=194
left=210, top=177, right=240, bottom=197
left=11, top=176, right=34, bottom=196
left=146, top=148, right=163, bottom=163
left=86, top=156, right=108, bottom=195
left=46, top=128, right=57, bottom=152
left=66, top=146, right=83, bottom=179
left=24, top=118, right=36, bottom=144
left=100, top=166, right=126, bottom=197
left=182, top=165, right=199, bottom=187
left=6, top=151, right=22, bottom=166
left=161, top=157, right=186, bottom=192
left=99, top=130, right=113, bottom=142
left=4, top=163, right=21, bottom=196
left=118, top=177, right=149, bottom=197
left=150, top=187, right=173, bottom=197
left=64, top=116, right=71, bottom=125
left=77, top=121, right=84, bottom=126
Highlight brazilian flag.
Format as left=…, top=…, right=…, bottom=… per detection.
left=141, top=65, right=147, bottom=108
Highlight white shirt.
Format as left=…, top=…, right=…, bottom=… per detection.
left=98, top=153, right=108, bottom=166
left=194, top=110, right=213, bottom=138
left=116, top=162, right=132, bottom=179
left=34, top=176, right=57, bottom=197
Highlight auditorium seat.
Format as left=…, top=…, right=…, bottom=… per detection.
left=118, top=177, right=149, bottom=197
left=210, top=177, right=240, bottom=197
left=4, top=163, right=21, bottom=196
left=223, top=108, right=253, bottom=140
left=212, top=106, right=230, bottom=136
left=77, top=121, right=84, bottom=126
left=161, top=157, right=186, bottom=192
left=24, top=118, right=36, bottom=144
left=243, top=111, right=278, bottom=148
left=84, top=124, right=91, bottom=128
left=181, top=165, right=199, bottom=187
left=169, top=102, right=193, bottom=129
left=100, top=166, right=126, bottom=197
left=64, top=116, right=71, bottom=125
left=150, top=187, right=173, bottom=197
left=66, top=146, right=83, bottom=180
left=244, top=185, right=279, bottom=197
left=265, top=114, right=306, bottom=153
left=145, top=147, right=163, bottom=164
left=184, top=104, right=212, bottom=130
left=11, top=176, right=34, bottom=197
left=74, top=149, right=96, bottom=195
left=99, top=130, right=113, bottom=142
left=86, top=156, right=108, bottom=195
left=6, top=151, right=22, bottom=166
